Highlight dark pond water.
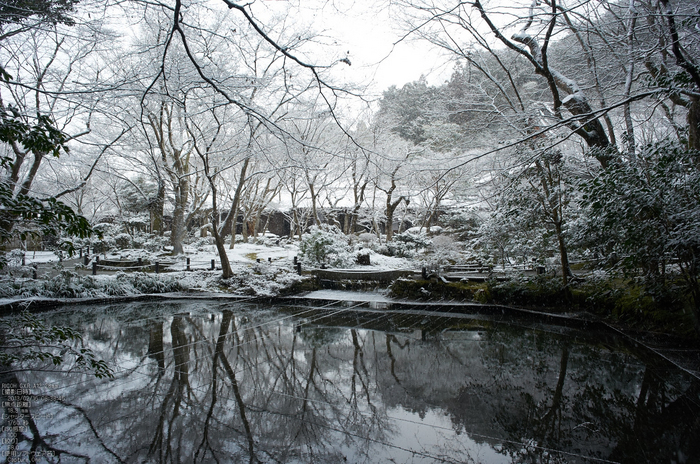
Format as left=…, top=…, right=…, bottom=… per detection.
left=1, top=299, right=699, bottom=463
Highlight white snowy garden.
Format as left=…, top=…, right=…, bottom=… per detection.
left=1, top=0, right=700, bottom=462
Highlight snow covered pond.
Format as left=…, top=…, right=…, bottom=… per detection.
left=1, top=299, right=698, bottom=463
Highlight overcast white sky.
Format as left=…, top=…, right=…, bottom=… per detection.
left=252, top=0, right=452, bottom=96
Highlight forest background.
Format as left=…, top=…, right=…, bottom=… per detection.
left=1, top=0, right=699, bottom=336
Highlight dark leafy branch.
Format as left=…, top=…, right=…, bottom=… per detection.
left=0, top=101, right=95, bottom=262
left=0, top=105, right=69, bottom=158
left=0, top=311, right=114, bottom=379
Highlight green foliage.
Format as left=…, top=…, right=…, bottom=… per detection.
left=0, top=310, right=113, bottom=379
left=487, top=275, right=571, bottom=308
left=0, top=106, right=68, bottom=157
left=0, top=179, right=95, bottom=263
left=0, top=184, right=91, bottom=238
left=476, top=148, right=579, bottom=271
left=579, top=140, right=700, bottom=278
left=389, top=278, right=489, bottom=302
left=0, top=107, right=95, bottom=266
left=379, top=78, right=437, bottom=144
left=572, top=276, right=697, bottom=337
left=0, top=1, right=93, bottom=261
left=483, top=273, right=698, bottom=337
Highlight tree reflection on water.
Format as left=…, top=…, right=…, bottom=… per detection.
left=1, top=300, right=698, bottom=463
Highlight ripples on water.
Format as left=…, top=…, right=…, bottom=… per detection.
left=1, top=300, right=698, bottom=463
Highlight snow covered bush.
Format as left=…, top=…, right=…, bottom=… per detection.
left=131, top=232, right=170, bottom=252
left=378, top=230, right=432, bottom=258
left=358, top=232, right=378, bottom=246
left=91, top=234, right=116, bottom=255
left=356, top=248, right=371, bottom=265
left=221, top=262, right=306, bottom=297
left=299, top=225, right=354, bottom=267
left=0, top=277, right=37, bottom=298
left=41, top=270, right=101, bottom=298
left=253, top=234, right=280, bottom=246
left=5, top=249, right=25, bottom=267
left=429, top=235, right=462, bottom=268
left=191, top=237, right=214, bottom=250
left=0, top=270, right=186, bottom=299
left=114, top=233, right=132, bottom=250
left=114, top=272, right=184, bottom=294
left=441, top=209, right=481, bottom=241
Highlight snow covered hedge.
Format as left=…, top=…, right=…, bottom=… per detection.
left=0, top=264, right=309, bottom=299
left=221, top=262, right=307, bottom=297
left=0, top=271, right=186, bottom=298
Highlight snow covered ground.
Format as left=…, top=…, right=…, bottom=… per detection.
left=164, top=243, right=300, bottom=270
left=22, top=251, right=64, bottom=264
left=106, top=241, right=412, bottom=272
left=0, top=240, right=418, bottom=301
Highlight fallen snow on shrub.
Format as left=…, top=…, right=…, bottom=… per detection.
left=299, top=225, right=355, bottom=268
left=0, top=263, right=307, bottom=299
left=0, top=271, right=186, bottom=299
left=220, top=262, right=306, bottom=297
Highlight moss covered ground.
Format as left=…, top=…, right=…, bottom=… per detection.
left=388, top=276, right=699, bottom=340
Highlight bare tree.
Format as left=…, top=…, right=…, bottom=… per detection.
left=0, top=16, right=113, bottom=199
left=397, top=0, right=699, bottom=159
left=283, top=102, right=348, bottom=228
left=367, top=124, right=416, bottom=241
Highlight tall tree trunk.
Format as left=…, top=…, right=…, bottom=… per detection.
left=386, top=200, right=397, bottom=241
left=386, top=196, right=405, bottom=242
left=386, top=200, right=395, bottom=241
left=213, top=225, right=232, bottom=278
left=688, top=99, right=700, bottom=150
left=150, top=181, right=165, bottom=235
left=227, top=158, right=249, bottom=250
left=170, top=177, right=188, bottom=255
left=18, top=152, right=44, bottom=197
left=309, top=183, right=320, bottom=226
left=290, top=208, right=298, bottom=239
left=554, top=219, right=572, bottom=290
left=253, top=212, right=262, bottom=238
left=203, top=166, right=233, bottom=278
left=147, top=320, right=165, bottom=372
left=343, top=210, right=351, bottom=235
left=241, top=215, right=249, bottom=243
left=349, top=181, right=367, bottom=235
